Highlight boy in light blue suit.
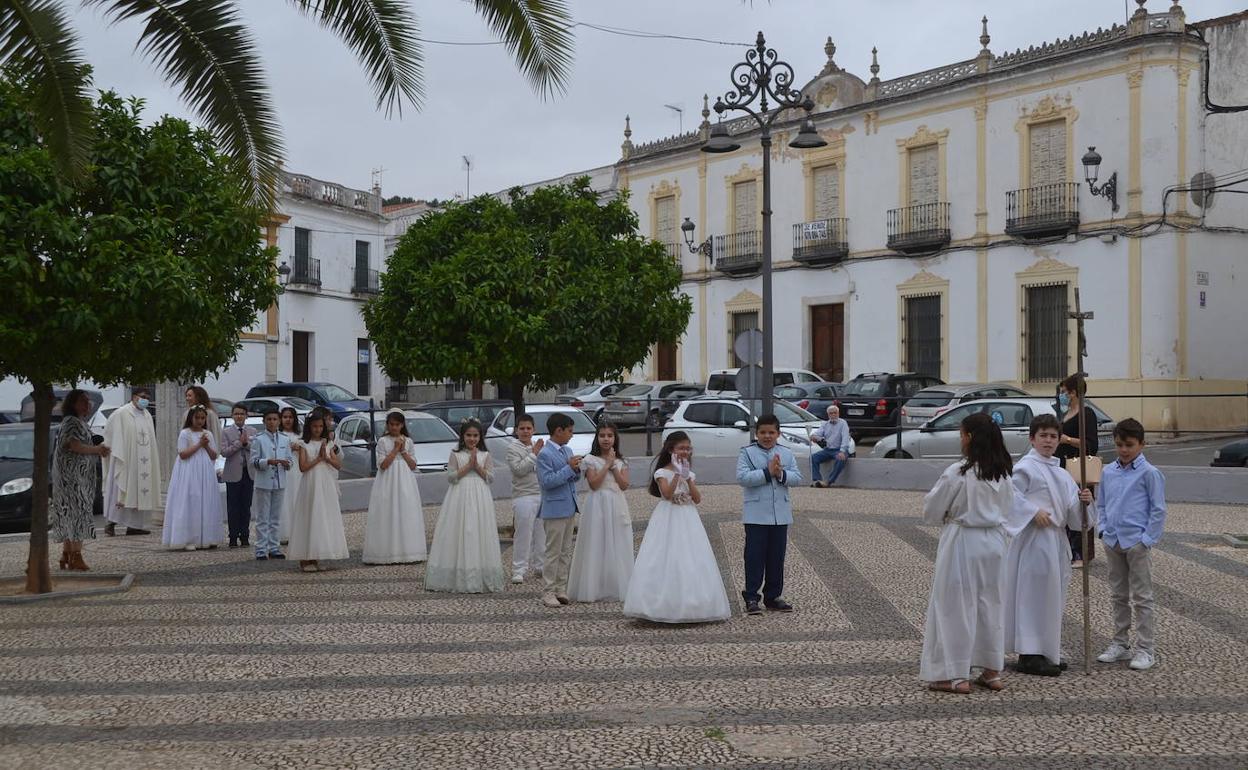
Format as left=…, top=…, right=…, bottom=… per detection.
left=250, top=409, right=293, bottom=560
left=537, top=412, right=582, bottom=608
left=736, top=413, right=801, bottom=615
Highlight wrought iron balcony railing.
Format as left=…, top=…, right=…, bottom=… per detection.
left=291, top=256, right=321, bottom=287
left=887, top=202, right=951, bottom=253
left=712, top=230, right=763, bottom=275
left=353, top=267, right=380, bottom=295
left=792, top=218, right=849, bottom=266
left=1005, top=182, right=1080, bottom=238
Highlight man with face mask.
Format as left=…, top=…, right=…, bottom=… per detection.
left=102, top=387, right=162, bottom=535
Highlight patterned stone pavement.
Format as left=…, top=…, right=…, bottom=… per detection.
left=0, top=486, right=1245, bottom=769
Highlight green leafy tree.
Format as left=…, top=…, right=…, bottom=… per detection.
left=364, top=178, right=693, bottom=416
left=0, top=78, right=278, bottom=593
left=0, top=0, right=574, bottom=202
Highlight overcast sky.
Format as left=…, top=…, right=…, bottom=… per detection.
left=70, top=0, right=1241, bottom=201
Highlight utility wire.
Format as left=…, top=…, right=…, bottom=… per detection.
left=420, top=20, right=751, bottom=48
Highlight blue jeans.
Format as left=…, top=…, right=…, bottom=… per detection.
left=810, top=448, right=847, bottom=484
left=251, top=487, right=285, bottom=556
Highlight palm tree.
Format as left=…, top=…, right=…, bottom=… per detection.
left=0, top=0, right=574, bottom=205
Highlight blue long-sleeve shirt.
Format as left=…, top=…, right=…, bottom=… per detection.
left=1096, top=453, right=1166, bottom=549
left=811, top=419, right=851, bottom=454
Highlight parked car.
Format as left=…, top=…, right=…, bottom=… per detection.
left=243, top=382, right=370, bottom=422
left=603, top=382, right=704, bottom=429
left=417, top=399, right=512, bottom=429
left=89, top=405, right=121, bottom=438
left=868, top=397, right=1116, bottom=460
left=0, top=423, right=103, bottom=533
left=1211, top=437, right=1248, bottom=467
left=20, top=388, right=105, bottom=423
left=486, top=405, right=596, bottom=458
left=234, top=396, right=317, bottom=429
left=899, top=383, right=1032, bottom=428
left=663, top=395, right=855, bottom=459
left=0, top=411, right=20, bottom=425
left=657, top=385, right=706, bottom=425
left=836, top=372, right=944, bottom=438
left=209, top=398, right=235, bottom=421
left=555, top=382, right=632, bottom=423
left=706, top=367, right=824, bottom=395
left=336, top=410, right=460, bottom=478
left=774, top=382, right=843, bottom=417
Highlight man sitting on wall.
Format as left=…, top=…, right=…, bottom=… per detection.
left=810, top=405, right=851, bottom=488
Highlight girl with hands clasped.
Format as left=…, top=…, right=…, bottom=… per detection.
left=363, top=412, right=428, bottom=565
left=425, top=419, right=506, bottom=593
left=567, top=423, right=635, bottom=602
left=163, top=405, right=225, bottom=552
left=622, top=432, right=731, bottom=624
left=287, top=413, right=349, bottom=573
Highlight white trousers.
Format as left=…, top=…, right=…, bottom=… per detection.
left=511, top=494, right=545, bottom=577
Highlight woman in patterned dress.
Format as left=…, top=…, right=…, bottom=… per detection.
left=51, top=390, right=110, bottom=571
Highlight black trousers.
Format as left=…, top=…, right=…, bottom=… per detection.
left=226, top=474, right=254, bottom=542
left=742, top=523, right=788, bottom=604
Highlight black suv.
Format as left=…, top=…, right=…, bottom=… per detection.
left=836, top=372, right=944, bottom=438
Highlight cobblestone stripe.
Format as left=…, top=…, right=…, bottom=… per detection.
left=790, top=520, right=918, bottom=639
left=1158, top=537, right=1248, bottom=580
left=672, top=754, right=1248, bottom=770
left=0, top=695, right=1242, bottom=745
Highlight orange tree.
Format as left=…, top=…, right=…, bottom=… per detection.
left=365, top=178, right=692, bottom=415
left=0, top=77, right=277, bottom=592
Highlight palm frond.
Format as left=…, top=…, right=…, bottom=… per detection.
left=289, top=0, right=422, bottom=117
left=0, top=0, right=94, bottom=178
left=472, top=0, right=573, bottom=99
left=85, top=0, right=282, bottom=207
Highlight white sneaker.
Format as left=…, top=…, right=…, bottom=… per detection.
left=1096, top=643, right=1133, bottom=663
left=511, top=574, right=524, bottom=584
left=1129, top=650, right=1156, bottom=670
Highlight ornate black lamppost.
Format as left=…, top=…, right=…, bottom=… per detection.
left=683, top=31, right=826, bottom=415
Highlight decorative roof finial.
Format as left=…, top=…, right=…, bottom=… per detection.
left=980, top=16, right=991, bottom=51
left=1170, top=1, right=1184, bottom=14
left=820, top=37, right=840, bottom=75
left=621, top=115, right=634, bottom=160
left=698, top=94, right=711, bottom=140
left=869, top=47, right=880, bottom=80
left=1134, top=0, right=1148, bottom=16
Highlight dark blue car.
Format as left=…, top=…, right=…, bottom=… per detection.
left=243, top=382, right=371, bottom=422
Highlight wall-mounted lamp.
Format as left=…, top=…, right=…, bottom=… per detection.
left=681, top=217, right=713, bottom=259
left=276, top=260, right=292, bottom=293
left=1081, top=146, right=1119, bottom=213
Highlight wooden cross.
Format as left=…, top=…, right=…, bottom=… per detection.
left=1068, top=287, right=1095, bottom=675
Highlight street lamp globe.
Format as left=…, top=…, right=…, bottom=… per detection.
left=789, top=118, right=827, bottom=149
left=702, top=121, right=740, bottom=154
left=1081, top=146, right=1103, bottom=186
left=681, top=217, right=697, bottom=248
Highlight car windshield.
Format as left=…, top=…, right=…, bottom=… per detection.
left=283, top=397, right=317, bottom=412
left=614, top=384, right=654, bottom=398
left=740, top=400, right=815, bottom=425
left=0, top=430, right=35, bottom=460
left=843, top=378, right=886, bottom=397
left=706, top=374, right=735, bottom=391
left=907, top=390, right=954, bottom=408
left=569, top=383, right=603, bottom=396
left=317, top=384, right=358, bottom=402
left=375, top=418, right=458, bottom=443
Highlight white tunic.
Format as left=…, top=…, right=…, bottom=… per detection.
left=919, top=462, right=1013, bottom=682
left=102, top=403, right=162, bottom=528
left=1004, top=449, right=1083, bottom=664
left=363, top=435, right=427, bottom=564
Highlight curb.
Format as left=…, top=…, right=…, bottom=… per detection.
left=0, top=573, right=135, bottom=604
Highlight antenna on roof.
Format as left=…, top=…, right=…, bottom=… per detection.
left=461, top=156, right=474, bottom=199
left=664, top=103, right=684, bottom=134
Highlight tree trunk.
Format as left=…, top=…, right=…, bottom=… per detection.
left=510, top=376, right=526, bottom=418
left=24, top=381, right=54, bottom=594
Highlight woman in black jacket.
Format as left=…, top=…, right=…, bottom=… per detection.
left=1054, top=373, right=1099, bottom=567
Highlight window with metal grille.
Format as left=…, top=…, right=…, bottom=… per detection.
left=813, top=165, right=840, bottom=220
left=731, top=311, right=759, bottom=367
left=1024, top=283, right=1069, bottom=382
left=356, top=339, right=371, bottom=397
left=902, top=294, right=942, bottom=378
left=295, top=227, right=310, bottom=259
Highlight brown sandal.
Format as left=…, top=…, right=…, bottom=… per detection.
left=928, top=679, right=971, bottom=694
left=975, top=671, right=1005, bottom=691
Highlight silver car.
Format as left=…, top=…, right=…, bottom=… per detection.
left=899, top=383, right=1031, bottom=428
left=870, top=397, right=1115, bottom=460
left=336, top=410, right=459, bottom=478
left=603, top=381, right=702, bottom=428
left=555, top=382, right=631, bottom=424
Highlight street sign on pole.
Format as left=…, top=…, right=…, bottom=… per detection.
left=736, top=363, right=767, bottom=400
left=733, top=329, right=764, bottom=366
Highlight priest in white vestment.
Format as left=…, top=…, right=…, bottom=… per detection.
left=1004, top=417, right=1093, bottom=676
left=102, top=388, right=162, bottom=535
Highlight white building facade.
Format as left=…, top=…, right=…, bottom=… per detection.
left=614, top=2, right=1248, bottom=431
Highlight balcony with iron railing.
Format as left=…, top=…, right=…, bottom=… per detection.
left=887, top=202, right=951, bottom=254
left=712, top=230, right=762, bottom=275
left=792, top=218, right=849, bottom=266
left=662, top=241, right=683, bottom=269
left=1005, top=182, right=1080, bottom=239
left=290, top=256, right=321, bottom=288
left=353, top=267, right=380, bottom=295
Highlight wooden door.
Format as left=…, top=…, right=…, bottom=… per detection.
left=656, top=341, right=677, bottom=380
left=810, top=303, right=844, bottom=382
left=292, top=331, right=310, bottom=382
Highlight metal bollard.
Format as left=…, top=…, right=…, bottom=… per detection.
left=645, top=395, right=653, bottom=457
left=368, top=398, right=377, bottom=477
left=895, top=396, right=903, bottom=457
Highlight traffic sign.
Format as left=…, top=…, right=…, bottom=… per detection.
left=736, top=363, right=767, bottom=400
left=733, top=329, right=764, bottom=366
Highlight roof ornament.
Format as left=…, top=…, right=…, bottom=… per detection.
left=820, top=37, right=841, bottom=75
left=865, top=47, right=880, bottom=100
left=621, top=115, right=634, bottom=160
left=977, top=16, right=993, bottom=72
left=980, top=16, right=991, bottom=51
left=699, top=94, right=712, bottom=140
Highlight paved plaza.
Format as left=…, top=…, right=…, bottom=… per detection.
left=0, top=486, right=1245, bottom=769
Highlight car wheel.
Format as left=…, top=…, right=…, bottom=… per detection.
left=884, top=450, right=913, bottom=459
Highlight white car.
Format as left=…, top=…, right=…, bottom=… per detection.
left=705, top=367, right=825, bottom=396
left=89, top=405, right=122, bottom=438
left=663, top=396, right=855, bottom=459
left=869, top=397, right=1116, bottom=460
left=487, top=405, right=596, bottom=457
left=555, top=382, right=632, bottom=423
left=233, top=396, right=317, bottom=429
left=335, top=410, right=460, bottom=478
